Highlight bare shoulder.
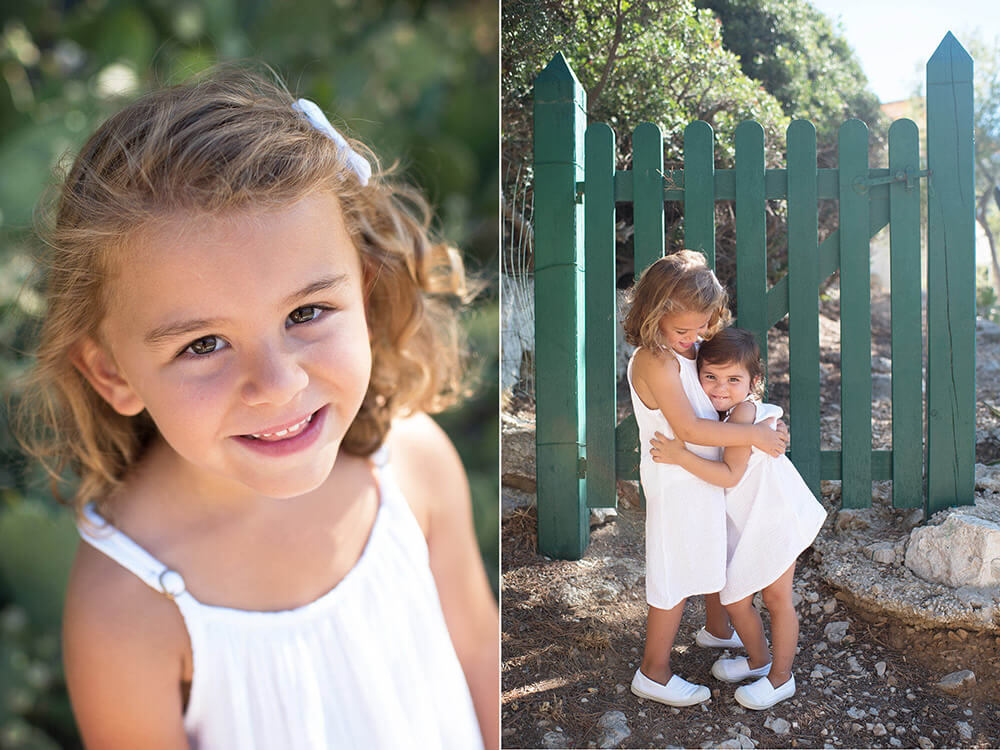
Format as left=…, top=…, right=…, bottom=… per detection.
left=385, top=413, right=470, bottom=536
left=632, top=346, right=679, bottom=380
left=64, top=539, right=190, bottom=746
left=727, top=400, right=758, bottom=425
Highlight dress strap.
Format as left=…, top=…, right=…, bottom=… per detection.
left=369, top=443, right=403, bottom=507
left=78, top=504, right=189, bottom=601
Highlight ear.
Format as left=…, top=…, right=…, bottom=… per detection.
left=71, top=337, right=145, bottom=416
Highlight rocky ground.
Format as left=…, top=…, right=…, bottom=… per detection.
left=501, top=294, right=1000, bottom=749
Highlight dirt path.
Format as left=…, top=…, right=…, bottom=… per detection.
left=501, top=505, right=1000, bottom=749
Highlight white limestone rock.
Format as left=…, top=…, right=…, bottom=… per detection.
left=905, top=514, right=1000, bottom=587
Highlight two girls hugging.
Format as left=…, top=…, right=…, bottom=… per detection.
left=624, top=250, right=827, bottom=710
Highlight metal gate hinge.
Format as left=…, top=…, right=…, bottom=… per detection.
left=577, top=456, right=587, bottom=478
left=575, top=181, right=585, bottom=203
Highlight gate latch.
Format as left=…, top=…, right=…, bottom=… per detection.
left=853, top=167, right=930, bottom=193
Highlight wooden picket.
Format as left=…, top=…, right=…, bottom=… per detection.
left=531, top=34, right=975, bottom=559
left=786, top=120, right=821, bottom=497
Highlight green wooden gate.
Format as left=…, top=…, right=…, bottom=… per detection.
left=532, top=33, right=975, bottom=560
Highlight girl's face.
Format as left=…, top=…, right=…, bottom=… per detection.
left=75, top=191, right=372, bottom=501
left=657, top=309, right=712, bottom=357
left=698, top=360, right=755, bottom=412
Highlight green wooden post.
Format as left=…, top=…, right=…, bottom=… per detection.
left=926, top=33, right=975, bottom=515
left=633, top=122, right=665, bottom=277
left=735, top=121, right=767, bottom=374
left=533, top=53, right=588, bottom=558
left=786, top=120, right=821, bottom=496
left=838, top=119, right=872, bottom=508
left=684, top=121, right=716, bottom=267
left=584, top=123, right=618, bottom=508
left=888, top=119, right=923, bottom=508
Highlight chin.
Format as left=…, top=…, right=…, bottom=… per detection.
left=241, top=446, right=340, bottom=499
left=248, top=467, right=334, bottom=499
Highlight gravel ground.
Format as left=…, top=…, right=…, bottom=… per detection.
left=501, top=505, right=1000, bottom=749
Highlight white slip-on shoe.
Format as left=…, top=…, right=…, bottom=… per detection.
left=710, top=656, right=771, bottom=683
left=695, top=626, right=744, bottom=649
left=734, top=675, right=796, bottom=710
left=630, top=669, right=711, bottom=707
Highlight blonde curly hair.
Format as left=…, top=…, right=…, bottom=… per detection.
left=15, top=68, right=471, bottom=519
left=623, top=250, right=731, bottom=351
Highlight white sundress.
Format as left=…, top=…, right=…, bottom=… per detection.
left=718, top=400, right=828, bottom=605
left=76, top=447, right=483, bottom=750
left=627, top=348, right=728, bottom=610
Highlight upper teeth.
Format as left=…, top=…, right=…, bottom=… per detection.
left=250, top=413, right=313, bottom=439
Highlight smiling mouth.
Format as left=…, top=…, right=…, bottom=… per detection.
left=244, top=412, right=315, bottom=441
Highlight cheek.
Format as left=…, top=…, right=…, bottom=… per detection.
left=149, top=373, right=233, bottom=428
left=310, top=320, right=373, bottom=394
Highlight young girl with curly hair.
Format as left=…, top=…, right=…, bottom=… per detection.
left=16, top=69, right=497, bottom=749
left=623, top=251, right=788, bottom=707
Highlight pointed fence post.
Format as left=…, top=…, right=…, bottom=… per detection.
left=926, top=32, right=975, bottom=516
left=533, top=53, right=589, bottom=558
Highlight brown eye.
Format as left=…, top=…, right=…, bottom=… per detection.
left=288, top=306, right=320, bottom=325
left=186, top=336, right=222, bottom=356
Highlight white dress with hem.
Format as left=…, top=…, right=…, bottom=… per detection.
left=719, top=400, right=828, bottom=605
left=627, top=349, right=727, bottom=610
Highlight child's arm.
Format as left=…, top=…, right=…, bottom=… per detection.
left=63, top=544, right=191, bottom=749
left=389, top=414, right=499, bottom=750
left=632, top=348, right=787, bottom=456
left=648, top=400, right=756, bottom=488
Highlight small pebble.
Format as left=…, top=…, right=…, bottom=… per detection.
left=935, top=670, right=976, bottom=694
left=875, top=661, right=887, bottom=677
left=957, top=722, right=973, bottom=741
left=765, top=717, right=791, bottom=735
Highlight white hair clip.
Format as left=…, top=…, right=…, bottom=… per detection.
left=293, top=98, right=372, bottom=186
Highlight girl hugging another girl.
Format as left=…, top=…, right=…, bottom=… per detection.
left=622, top=251, right=790, bottom=708
left=651, top=327, right=827, bottom=710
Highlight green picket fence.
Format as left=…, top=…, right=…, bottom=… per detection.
left=532, top=33, right=975, bottom=560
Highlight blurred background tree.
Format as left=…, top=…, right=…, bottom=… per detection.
left=0, top=1, right=497, bottom=746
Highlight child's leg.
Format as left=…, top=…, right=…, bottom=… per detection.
left=723, top=594, right=770, bottom=669
left=640, top=600, right=686, bottom=683
left=704, top=593, right=734, bottom=638
left=760, top=562, right=797, bottom=687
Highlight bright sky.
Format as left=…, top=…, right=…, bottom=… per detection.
left=807, top=0, right=997, bottom=103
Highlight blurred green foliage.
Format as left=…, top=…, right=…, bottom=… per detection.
left=0, top=1, right=498, bottom=744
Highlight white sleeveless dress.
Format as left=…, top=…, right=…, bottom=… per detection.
left=77, top=448, right=483, bottom=750
left=627, top=348, right=727, bottom=610
left=718, top=400, right=827, bottom=605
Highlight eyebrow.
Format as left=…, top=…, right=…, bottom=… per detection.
left=143, top=274, right=349, bottom=347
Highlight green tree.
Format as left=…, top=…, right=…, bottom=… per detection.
left=503, top=0, right=790, bottom=283
left=966, top=34, right=1000, bottom=306
left=694, top=0, right=886, bottom=165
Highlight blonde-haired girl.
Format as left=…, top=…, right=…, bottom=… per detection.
left=623, top=251, right=788, bottom=707
left=17, top=69, right=497, bottom=749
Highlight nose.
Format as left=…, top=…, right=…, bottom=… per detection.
left=239, top=342, right=309, bottom=407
